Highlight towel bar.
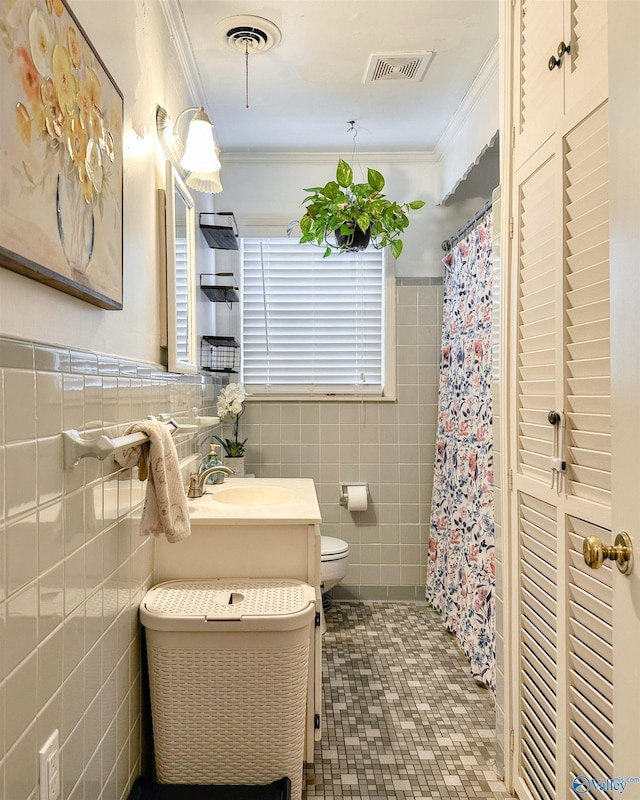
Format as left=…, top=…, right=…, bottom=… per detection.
left=62, top=416, right=195, bottom=469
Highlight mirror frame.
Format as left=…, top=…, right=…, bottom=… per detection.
left=165, top=161, right=198, bottom=374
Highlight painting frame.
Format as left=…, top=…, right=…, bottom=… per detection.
left=0, top=0, right=124, bottom=310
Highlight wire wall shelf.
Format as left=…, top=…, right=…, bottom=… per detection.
left=201, top=336, right=240, bottom=374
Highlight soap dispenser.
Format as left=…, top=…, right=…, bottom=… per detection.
left=200, top=443, right=224, bottom=485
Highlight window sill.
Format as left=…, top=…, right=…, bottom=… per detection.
left=245, top=392, right=397, bottom=403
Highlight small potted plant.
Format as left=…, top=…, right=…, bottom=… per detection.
left=290, top=159, right=425, bottom=259
left=214, top=383, right=248, bottom=476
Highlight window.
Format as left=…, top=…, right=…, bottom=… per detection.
left=174, top=235, right=189, bottom=361
left=240, top=237, right=395, bottom=398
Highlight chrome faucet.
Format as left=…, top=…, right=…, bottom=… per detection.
left=186, top=465, right=234, bottom=498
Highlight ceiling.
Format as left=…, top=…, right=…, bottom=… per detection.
left=175, top=0, right=499, bottom=154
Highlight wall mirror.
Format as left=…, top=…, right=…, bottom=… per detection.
left=165, top=161, right=198, bottom=374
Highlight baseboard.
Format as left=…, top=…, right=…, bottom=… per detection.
left=330, top=584, right=426, bottom=601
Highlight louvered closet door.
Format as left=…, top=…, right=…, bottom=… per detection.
left=514, top=0, right=564, bottom=168
left=512, top=101, right=612, bottom=800
left=563, top=102, right=614, bottom=794
left=515, top=0, right=608, bottom=171
left=518, top=494, right=559, bottom=800
left=513, top=139, right=564, bottom=800
left=563, top=0, right=608, bottom=113
left=567, top=517, right=613, bottom=785
left=564, top=102, right=610, bottom=506
left=516, top=150, right=557, bottom=485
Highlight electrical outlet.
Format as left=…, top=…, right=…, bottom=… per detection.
left=39, top=729, right=60, bottom=800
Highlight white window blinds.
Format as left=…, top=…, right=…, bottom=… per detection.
left=174, top=236, right=189, bottom=362
left=241, top=237, right=386, bottom=395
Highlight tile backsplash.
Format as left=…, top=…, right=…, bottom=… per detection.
left=0, top=336, right=220, bottom=800
left=241, top=280, right=443, bottom=602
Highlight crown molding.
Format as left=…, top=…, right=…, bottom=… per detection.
left=238, top=215, right=294, bottom=229
left=158, top=0, right=206, bottom=107
left=220, top=150, right=439, bottom=166
left=434, top=41, right=499, bottom=160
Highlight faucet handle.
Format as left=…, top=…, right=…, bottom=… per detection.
left=186, top=472, right=204, bottom=499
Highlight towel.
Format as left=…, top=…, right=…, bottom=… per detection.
left=114, top=419, right=191, bottom=543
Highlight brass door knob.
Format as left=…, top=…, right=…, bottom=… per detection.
left=583, top=532, right=633, bottom=575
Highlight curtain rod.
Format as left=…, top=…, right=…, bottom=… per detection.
left=441, top=199, right=493, bottom=252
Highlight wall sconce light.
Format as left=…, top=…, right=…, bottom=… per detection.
left=179, top=107, right=221, bottom=171
left=156, top=104, right=223, bottom=194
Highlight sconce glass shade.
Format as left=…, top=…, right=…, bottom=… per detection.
left=186, top=171, right=223, bottom=194
left=156, top=104, right=223, bottom=194
left=179, top=108, right=221, bottom=173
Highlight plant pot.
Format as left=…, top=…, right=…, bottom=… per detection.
left=224, top=456, right=245, bottom=477
left=334, top=224, right=371, bottom=252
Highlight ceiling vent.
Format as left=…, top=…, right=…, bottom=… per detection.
left=218, top=15, right=282, bottom=54
left=364, top=51, right=434, bottom=83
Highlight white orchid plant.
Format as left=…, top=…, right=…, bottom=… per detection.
left=214, top=383, right=248, bottom=457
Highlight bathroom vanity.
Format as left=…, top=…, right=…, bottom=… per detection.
left=153, top=477, right=323, bottom=765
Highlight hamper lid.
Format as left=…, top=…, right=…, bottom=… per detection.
left=140, top=578, right=316, bottom=632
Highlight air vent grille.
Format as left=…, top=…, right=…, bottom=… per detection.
left=217, top=15, right=282, bottom=54
left=365, top=51, right=434, bottom=83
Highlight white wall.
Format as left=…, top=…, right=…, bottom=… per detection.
left=0, top=0, right=206, bottom=364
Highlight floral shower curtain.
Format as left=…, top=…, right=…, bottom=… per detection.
left=426, top=215, right=495, bottom=690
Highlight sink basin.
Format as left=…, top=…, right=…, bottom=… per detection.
left=209, top=484, right=297, bottom=505
left=184, top=478, right=322, bottom=524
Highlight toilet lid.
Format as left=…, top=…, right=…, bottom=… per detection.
left=321, top=536, right=349, bottom=559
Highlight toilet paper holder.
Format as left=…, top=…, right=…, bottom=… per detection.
left=339, top=483, right=369, bottom=508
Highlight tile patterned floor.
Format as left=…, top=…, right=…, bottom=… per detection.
left=306, top=602, right=510, bottom=800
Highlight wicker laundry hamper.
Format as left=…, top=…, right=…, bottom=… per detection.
left=140, top=578, right=315, bottom=799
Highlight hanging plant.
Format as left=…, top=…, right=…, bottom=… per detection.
left=288, top=159, right=425, bottom=259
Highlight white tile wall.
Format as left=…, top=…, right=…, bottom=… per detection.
left=240, top=280, right=444, bottom=601
left=0, top=281, right=447, bottom=795
left=0, top=336, right=219, bottom=800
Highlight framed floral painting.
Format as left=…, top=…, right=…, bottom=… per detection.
left=0, top=0, right=123, bottom=309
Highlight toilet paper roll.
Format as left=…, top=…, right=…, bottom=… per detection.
left=346, top=485, right=368, bottom=512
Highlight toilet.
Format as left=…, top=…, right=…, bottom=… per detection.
left=320, top=535, right=350, bottom=594
left=319, top=536, right=350, bottom=633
